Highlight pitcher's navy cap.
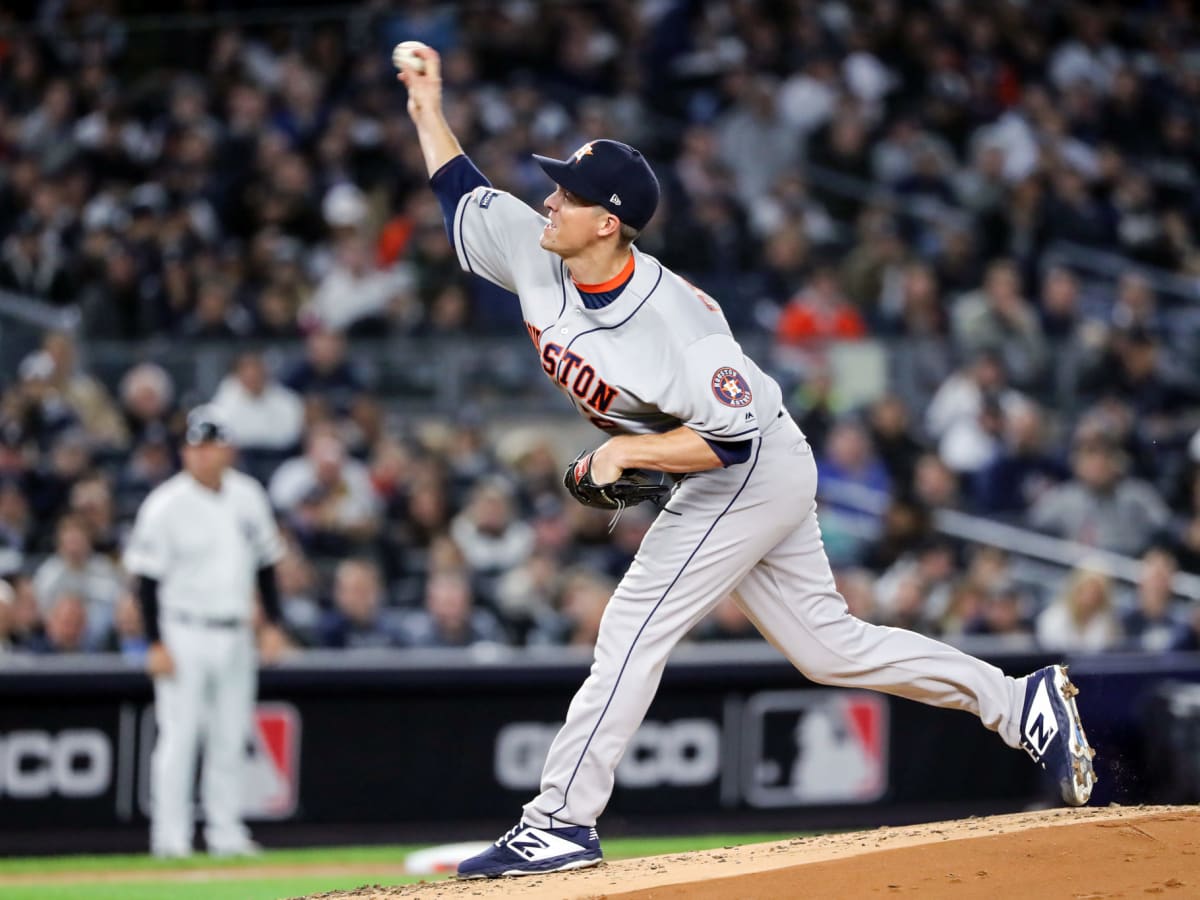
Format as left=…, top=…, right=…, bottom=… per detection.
left=533, top=140, right=660, bottom=231
left=184, top=405, right=231, bottom=446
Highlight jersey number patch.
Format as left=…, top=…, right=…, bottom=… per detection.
left=712, top=367, right=753, bottom=407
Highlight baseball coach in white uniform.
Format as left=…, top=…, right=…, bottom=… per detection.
left=396, top=44, right=1097, bottom=880
left=124, top=405, right=287, bottom=858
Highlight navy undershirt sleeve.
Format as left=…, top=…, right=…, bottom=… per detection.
left=257, top=565, right=282, bottom=625
left=704, top=437, right=752, bottom=467
left=430, top=154, right=491, bottom=247
left=138, top=576, right=161, bottom=643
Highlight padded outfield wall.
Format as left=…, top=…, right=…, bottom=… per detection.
left=0, top=644, right=1196, bottom=853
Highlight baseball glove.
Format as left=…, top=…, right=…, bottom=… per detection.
left=563, top=450, right=673, bottom=511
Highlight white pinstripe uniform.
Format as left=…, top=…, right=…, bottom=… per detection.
left=453, top=186, right=1028, bottom=828
left=124, top=469, right=283, bottom=854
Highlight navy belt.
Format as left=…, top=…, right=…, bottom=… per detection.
left=165, top=610, right=248, bottom=629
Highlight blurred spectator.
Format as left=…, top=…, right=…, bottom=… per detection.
left=275, top=544, right=321, bottom=646
left=304, top=233, right=414, bottom=334
left=866, top=394, right=924, bottom=489
left=911, top=453, right=962, bottom=511
left=6, top=574, right=44, bottom=650
left=269, top=425, right=380, bottom=552
left=69, top=474, right=121, bottom=555
left=118, top=363, right=179, bottom=447
left=693, top=595, right=760, bottom=642
left=1171, top=602, right=1200, bottom=652
left=962, top=581, right=1035, bottom=646
left=0, top=476, right=33, bottom=562
left=835, top=568, right=877, bottom=622
left=117, top=426, right=176, bottom=498
left=41, top=332, right=129, bottom=448
left=449, top=478, right=534, bottom=605
left=1028, top=435, right=1169, bottom=556
left=180, top=276, right=253, bottom=340
left=11, top=350, right=79, bottom=446
left=209, top=352, right=305, bottom=452
left=875, top=537, right=956, bottom=626
left=495, top=551, right=561, bottom=643
left=0, top=213, right=74, bottom=303
left=528, top=570, right=613, bottom=648
left=776, top=263, right=868, bottom=344
left=282, top=329, right=366, bottom=414
left=925, top=350, right=1031, bottom=470
left=108, top=592, right=148, bottom=662
left=863, top=499, right=933, bottom=573
left=27, top=427, right=93, bottom=537
left=714, top=72, right=797, bottom=209
left=950, top=260, right=1046, bottom=388
left=32, top=514, right=122, bottom=649
left=25, top=592, right=90, bottom=654
left=401, top=569, right=506, bottom=648
left=941, top=578, right=990, bottom=638
left=817, top=418, right=891, bottom=510
left=1035, top=265, right=1087, bottom=341
left=879, top=571, right=939, bottom=635
left=316, top=559, right=403, bottom=650
left=1035, top=567, right=1122, bottom=653
left=971, top=403, right=1068, bottom=515
left=1120, top=548, right=1181, bottom=653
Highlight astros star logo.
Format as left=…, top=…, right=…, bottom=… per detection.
left=572, top=142, right=596, bottom=164
left=711, top=367, right=753, bottom=408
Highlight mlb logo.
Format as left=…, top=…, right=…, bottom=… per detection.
left=242, top=703, right=301, bottom=819
left=742, top=690, right=887, bottom=807
left=137, top=702, right=301, bottom=820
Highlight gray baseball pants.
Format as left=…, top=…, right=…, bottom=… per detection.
left=524, top=415, right=1025, bottom=828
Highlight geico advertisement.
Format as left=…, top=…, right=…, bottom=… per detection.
left=0, top=729, right=112, bottom=799
left=494, top=690, right=888, bottom=806
left=0, top=703, right=299, bottom=819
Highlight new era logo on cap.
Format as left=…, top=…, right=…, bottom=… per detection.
left=533, top=139, right=660, bottom=231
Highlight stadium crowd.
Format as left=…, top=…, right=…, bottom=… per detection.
left=1, top=0, right=1200, bottom=659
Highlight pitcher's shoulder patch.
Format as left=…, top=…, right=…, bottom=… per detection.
left=712, top=367, right=752, bottom=407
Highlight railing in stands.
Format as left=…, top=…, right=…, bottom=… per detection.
left=815, top=478, right=1200, bottom=601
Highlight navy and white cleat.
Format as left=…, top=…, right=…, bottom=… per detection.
left=1020, top=664, right=1097, bottom=806
left=457, top=821, right=602, bottom=879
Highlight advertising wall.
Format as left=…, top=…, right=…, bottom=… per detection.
left=1, top=645, right=1195, bottom=851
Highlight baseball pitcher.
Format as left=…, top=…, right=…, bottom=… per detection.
left=398, top=45, right=1096, bottom=879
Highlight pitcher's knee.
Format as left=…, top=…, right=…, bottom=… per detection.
left=793, top=613, right=880, bottom=683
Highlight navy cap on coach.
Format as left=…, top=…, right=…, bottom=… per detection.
left=533, top=140, right=660, bottom=232
left=184, top=405, right=231, bottom=447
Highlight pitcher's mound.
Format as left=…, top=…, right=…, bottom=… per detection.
left=308, top=805, right=1199, bottom=900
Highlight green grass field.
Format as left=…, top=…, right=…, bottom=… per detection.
left=0, top=833, right=793, bottom=900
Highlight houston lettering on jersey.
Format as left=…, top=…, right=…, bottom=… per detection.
left=524, top=320, right=620, bottom=415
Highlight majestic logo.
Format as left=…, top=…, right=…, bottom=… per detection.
left=572, top=142, right=595, bottom=164
left=479, top=190, right=498, bottom=209
left=1023, top=678, right=1060, bottom=760
left=712, top=367, right=753, bottom=408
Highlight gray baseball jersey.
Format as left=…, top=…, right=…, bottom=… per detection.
left=452, top=186, right=1028, bottom=829
left=453, top=187, right=783, bottom=440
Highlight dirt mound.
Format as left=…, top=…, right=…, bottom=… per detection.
left=307, top=805, right=1199, bottom=900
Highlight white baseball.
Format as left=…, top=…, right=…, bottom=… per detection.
left=392, top=40, right=428, bottom=74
